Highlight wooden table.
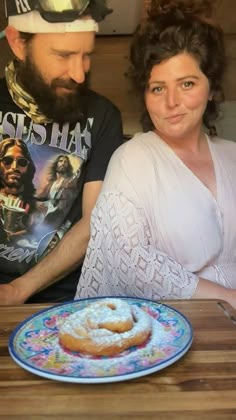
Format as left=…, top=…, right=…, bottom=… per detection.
left=1, top=299, right=236, bottom=419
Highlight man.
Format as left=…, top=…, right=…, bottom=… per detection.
left=0, top=0, right=123, bottom=304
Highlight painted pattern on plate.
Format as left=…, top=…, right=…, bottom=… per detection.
left=9, top=298, right=193, bottom=381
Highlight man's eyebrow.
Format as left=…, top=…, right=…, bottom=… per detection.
left=50, top=48, right=77, bottom=55
left=50, top=48, right=94, bottom=55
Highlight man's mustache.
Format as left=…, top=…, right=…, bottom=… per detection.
left=6, top=169, right=22, bottom=176
left=51, top=79, right=85, bottom=90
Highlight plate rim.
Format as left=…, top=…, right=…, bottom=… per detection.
left=8, top=296, right=193, bottom=383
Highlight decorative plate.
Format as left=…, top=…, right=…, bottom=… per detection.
left=9, top=297, right=193, bottom=383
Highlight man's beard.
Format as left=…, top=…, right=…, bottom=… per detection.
left=56, top=166, right=69, bottom=175
left=16, top=55, right=90, bottom=124
left=0, top=170, right=27, bottom=193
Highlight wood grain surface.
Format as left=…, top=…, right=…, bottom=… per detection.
left=0, top=299, right=236, bottom=419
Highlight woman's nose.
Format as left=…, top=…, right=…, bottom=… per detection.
left=166, top=88, right=180, bottom=108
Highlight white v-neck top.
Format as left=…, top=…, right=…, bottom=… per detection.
left=76, top=132, right=236, bottom=300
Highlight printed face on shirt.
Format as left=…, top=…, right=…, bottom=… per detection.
left=0, top=145, right=29, bottom=194
left=145, top=52, right=212, bottom=145
left=56, top=156, right=71, bottom=175
left=17, top=31, right=95, bottom=122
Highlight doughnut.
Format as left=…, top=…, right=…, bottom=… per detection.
left=59, top=298, right=152, bottom=356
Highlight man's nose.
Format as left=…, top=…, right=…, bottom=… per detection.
left=11, top=159, right=17, bottom=169
left=67, top=57, right=86, bottom=84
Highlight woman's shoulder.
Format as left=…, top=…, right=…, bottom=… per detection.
left=211, top=136, right=236, bottom=151
left=210, top=136, right=236, bottom=165
left=111, top=131, right=160, bottom=160
left=105, top=132, right=159, bottom=182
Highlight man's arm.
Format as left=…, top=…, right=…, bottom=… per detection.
left=0, top=180, right=103, bottom=305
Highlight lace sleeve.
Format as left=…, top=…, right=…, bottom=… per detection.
left=76, top=192, right=199, bottom=300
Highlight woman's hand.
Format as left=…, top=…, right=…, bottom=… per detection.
left=193, top=277, right=236, bottom=309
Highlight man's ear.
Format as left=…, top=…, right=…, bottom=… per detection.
left=5, top=26, right=26, bottom=61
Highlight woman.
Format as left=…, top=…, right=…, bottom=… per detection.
left=75, top=0, right=236, bottom=307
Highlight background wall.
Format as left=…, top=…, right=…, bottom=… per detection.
left=0, top=0, right=235, bottom=138
left=0, top=0, right=11, bottom=75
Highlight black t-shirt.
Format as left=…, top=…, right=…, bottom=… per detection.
left=0, top=78, right=123, bottom=301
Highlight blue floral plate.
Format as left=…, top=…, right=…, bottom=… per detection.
left=8, top=297, right=193, bottom=383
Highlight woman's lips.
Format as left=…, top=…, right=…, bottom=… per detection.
left=165, top=114, right=186, bottom=123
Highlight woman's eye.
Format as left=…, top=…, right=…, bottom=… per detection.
left=152, top=86, right=164, bottom=94
left=183, top=81, right=194, bottom=88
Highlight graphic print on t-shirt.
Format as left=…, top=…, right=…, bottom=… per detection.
left=0, top=114, right=93, bottom=273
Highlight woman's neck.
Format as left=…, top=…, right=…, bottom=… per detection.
left=155, top=128, right=207, bottom=156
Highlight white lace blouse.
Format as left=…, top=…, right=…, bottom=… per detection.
left=75, top=132, right=236, bottom=300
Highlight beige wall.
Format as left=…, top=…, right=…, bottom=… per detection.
left=0, top=0, right=11, bottom=76
left=144, top=0, right=236, bottom=33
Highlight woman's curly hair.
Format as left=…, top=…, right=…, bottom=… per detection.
left=129, top=0, right=226, bottom=135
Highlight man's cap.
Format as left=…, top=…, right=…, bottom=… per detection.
left=5, top=0, right=112, bottom=33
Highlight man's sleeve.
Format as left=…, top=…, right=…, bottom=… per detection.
left=84, top=103, right=123, bottom=182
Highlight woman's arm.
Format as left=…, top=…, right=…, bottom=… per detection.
left=77, top=192, right=198, bottom=300
left=193, top=278, right=236, bottom=308
left=77, top=191, right=236, bottom=308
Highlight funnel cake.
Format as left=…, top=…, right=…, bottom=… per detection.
left=59, top=298, right=152, bottom=356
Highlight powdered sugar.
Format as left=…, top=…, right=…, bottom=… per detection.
left=59, top=298, right=153, bottom=352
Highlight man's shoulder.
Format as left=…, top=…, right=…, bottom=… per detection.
left=0, top=77, right=19, bottom=110
left=0, top=78, right=11, bottom=99
left=0, top=77, right=7, bottom=87
left=86, top=89, right=121, bottom=116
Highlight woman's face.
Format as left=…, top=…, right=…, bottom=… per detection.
left=145, top=52, right=212, bottom=144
